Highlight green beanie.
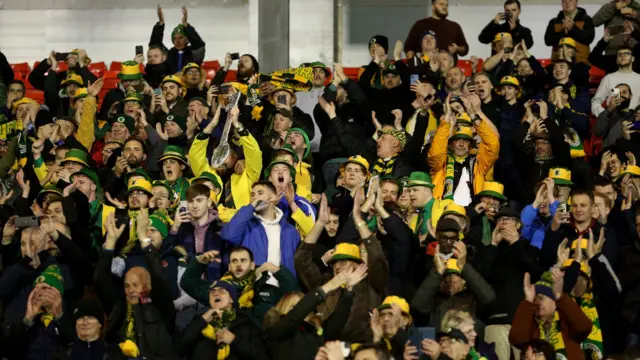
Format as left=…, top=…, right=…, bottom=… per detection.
left=172, top=24, right=187, bottom=40
left=164, top=113, right=187, bottom=132
left=34, top=265, right=65, bottom=296
left=149, top=214, right=169, bottom=239
left=286, top=127, right=310, bottom=159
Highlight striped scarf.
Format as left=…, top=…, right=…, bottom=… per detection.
left=119, top=303, right=140, bottom=358
left=444, top=154, right=468, bottom=200
left=220, top=271, right=256, bottom=309
left=121, top=210, right=140, bottom=255
left=201, top=309, right=237, bottom=360
left=575, top=292, right=604, bottom=359
left=372, top=156, right=396, bottom=177
left=539, top=312, right=566, bottom=359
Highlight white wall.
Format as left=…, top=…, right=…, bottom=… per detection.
left=0, top=2, right=607, bottom=69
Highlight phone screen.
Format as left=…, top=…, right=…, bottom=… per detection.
left=277, top=95, right=287, bottom=105
left=230, top=52, right=240, bottom=61
left=410, top=74, right=420, bottom=84
left=135, top=46, right=144, bottom=56
left=153, top=88, right=162, bottom=96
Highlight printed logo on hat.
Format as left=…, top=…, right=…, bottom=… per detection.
left=554, top=169, right=561, bottom=176
left=370, top=38, right=377, bottom=44
left=167, top=115, right=175, bottom=121
left=117, top=116, right=125, bottom=123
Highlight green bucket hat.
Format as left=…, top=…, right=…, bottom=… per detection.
left=264, top=156, right=296, bottom=181
left=275, top=143, right=300, bottom=164
left=163, top=113, right=187, bottom=132
left=70, top=168, right=101, bottom=190
left=61, top=148, right=89, bottom=168
left=149, top=214, right=169, bottom=239
left=111, top=113, right=135, bottom=133
left=34, top=265, right=65, bottom=296
left=301, top=61, right=331, bottom=76
left=286, top=127, right=311, bottom=159
left=123, top=91, right=145, bottom=106
left=192, top=172, right=222, bottom=192
left=36, top=184, right=63, bottom=206
left=158, top=145, right=188, bottom=165
left=405, top=171, right=435, bottom=188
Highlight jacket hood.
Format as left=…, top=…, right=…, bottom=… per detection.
left=557, top=7, right=588, bottom=19
left=255, top=206, right=284, bottom=225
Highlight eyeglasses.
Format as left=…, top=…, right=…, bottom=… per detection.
left=128, top=190, right=147, bottom=197
left=618, top=51, right=633, bottom=57
left=185, top=69, right=200, bottom=75
left=437, top=235, right=459, bottom=243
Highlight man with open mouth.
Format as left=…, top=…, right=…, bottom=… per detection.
left=158, top=145, right=191, bottom=203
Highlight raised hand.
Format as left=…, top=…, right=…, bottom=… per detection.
left=181, top=6, right=188, bottom=26
left=556, top=238, right=570, bottom=267
left=392, top=109, right=403, bottom=130
left=157, top=5, right=164, bottom=24
left=318, top=95, right=336, bottom=118
left=434, top=245, right=446, bottom=275
left=345, top=263, right=368, bottom=290
left=371, top=111, right=382, bottom=132
left=551, top=267, right=564, bottom=299
left=453, top=242, right=467, bottom=270
left=393, top=40, right=403, bottom=61
left=587, top=228, right=606, bottom=260
left=318, top=193, right=330, bottom=223
left=16, top=169, right=30, bottom=198
left=88, top=77, right=105, bottom=97
left=105, top=192, right=127, bottom=209
left=105, top=212, right=125, bottom=249
left=156, top=122, right=169, bottom=140
left=523, top=272, right=535, bottom=303
left=196, top=250, right=221, bottom=264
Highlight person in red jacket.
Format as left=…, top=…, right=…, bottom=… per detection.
left=509, top=269, right=593, bottom=360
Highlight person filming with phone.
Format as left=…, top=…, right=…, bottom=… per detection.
left=593, top=0, right=640, bottom=57
left=479, top=0, right=534, bottom=54
left=594, top=83, right=636, bottom=147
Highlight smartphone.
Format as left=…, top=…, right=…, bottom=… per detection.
left=607, top=24, right=625, bottom=36
left=612, top=88, right=621, bottom=99
left=230, top=52, right=240, bottom=61
left=558, top=202, right=571, bottom=213
left=277, top=94, right=287, bottom=105
left=55, top=52, right=71, bottom=61
left=322, top=88, right=337, bottom=103
left=410, top=74, right=420, bottom=84
left=135, top=45, right=144, bottom=56
left=179, top=200, right=188, bottom=214
left=15, top=216, right=40, bottom=229
left=408, top=327, right=436, bottom=358
left=632, top=121, right=640, bottom=131
left=341, top=342, right=352, bottom=358
left=153, top=88, right=162, bottom=96
left=503, top=47, right=513, bottom=54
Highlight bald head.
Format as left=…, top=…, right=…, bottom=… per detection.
left=124, top=267, right=151, bottom=304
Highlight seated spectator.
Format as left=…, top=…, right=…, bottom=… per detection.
left=592, top=46, right=640, bottom=117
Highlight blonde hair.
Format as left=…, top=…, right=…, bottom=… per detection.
left=263, top=291, right=322, bottom=332
left=441, top=309, right=474, bottom=330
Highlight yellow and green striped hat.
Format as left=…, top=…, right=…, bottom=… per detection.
left=118, top=61, right=143, bottom=81
left=549, top=167, right=573, bottom=186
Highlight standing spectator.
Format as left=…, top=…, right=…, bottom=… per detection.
left=592, top=0, right=640, bottom=57
left=544, top=0, right=595, bottom=64
left=213, top=52, right=260, bottom=86
left=591, top=46, right=640, bottom=117
left=296, top=61, right=332, bottom=153
left=28, top=49, right=97, bottom=94
left=404, top=0, right=469, bottom=59
left=479, top=0, right=534, bottom=52
left=143, top=45, right=171, bottom=89
left=150, top=6, right=206, bottom=75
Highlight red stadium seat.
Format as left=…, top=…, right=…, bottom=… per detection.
left=344, top=67, right=360, bottom=81
left=26, top=89, right=44, bottom=104
left=224, top=70, right=237, bottom=82
left=104, top=78, right=119, bottom=90
left=10, top=62, right=30, bottom=77
left=88, top=62, right=107, bottom=78
left=202, top=60, right=221, bottom=70
left=110, top=61, right=122, bottom=72
left=539, top=59, right=552, bottom=68
left=205, top=68, right=216, bottom=81
left=458, top=60, right=473, bottom=77
left=23, top=74, right=35, bottom=89
left=56, top=63, right=68, bottom=72
left=589, top=66, right=606, bottom=84
left=104, top=70, right=119, bottom=79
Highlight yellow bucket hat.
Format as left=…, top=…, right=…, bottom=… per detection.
left=11, top=97, right=37, bottom=112
left=61, top=73, right=84, bottom=87
left=444, top=258, right=461, bottom=274
left=118, top=61, right=143, bottom=81
left=450, top=124, right=474, bottom=141
left=623, top=165, right=640, bottom=178
left=499, top=76, right=520, bottom=88
left=440, top=203, right=469, bottom=223
left=328, top=243, right=363, bottom=264
left=493, top=32, right=512, bottom=43
left=127, top=178, right=153, bottom=196
left=378, top=295, right=412, bottom=323
left=549, top=167, right=573, bottom=186
left=559, top=37, right=577, bottom=49
left=476, top=181, right=507, bottom=201
left=339, top=155, right=370, bottom=178
left=456, top=113, right=472, bottom=124
left=73, top=87, right=89, bottom=101
left=161, top=75, right=187, bottom=97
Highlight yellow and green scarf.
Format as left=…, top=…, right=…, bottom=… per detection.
left=119, top=303, right=140, bottom=358
left=467, top=348, right=488, bottom=360
left=220, top=271, right=256, bottom=308
left=201, top=309, right=237, bottom=360
left=575, top=292, right=604, bottom=359
left=443, top=154, right=468, bottom=200
left=539, top=312, right=566, bottom=359
left=372, top=156, right=397, bottom=177
left=121, top=210, right=140, bottom=255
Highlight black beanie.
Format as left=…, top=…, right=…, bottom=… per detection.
left=242, top=53, right=260, bottom=73
left=369, top=35, right=389, bottom=54
left=35, top=109, right=55, bottom=130
left=73, top=298, right=105, bottom=326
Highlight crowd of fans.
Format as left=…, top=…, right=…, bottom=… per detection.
left=4, top=0, right=640, bottom=359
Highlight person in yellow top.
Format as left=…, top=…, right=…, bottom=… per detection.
left=283, top=127, right=313, bottom=201
left=273, top=143, right=312, bottom=201
left=427, top=95, right=500, bottom=205
left=189, top=104, right=261, bottom=212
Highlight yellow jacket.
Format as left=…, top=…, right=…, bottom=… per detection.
left=189, top=130, right=262, bottom=210
left=427, top=120, right=500, bottom=199
left=77, top=96, right=96, bottom=152
left=295, top=162, right=312, bottom=201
